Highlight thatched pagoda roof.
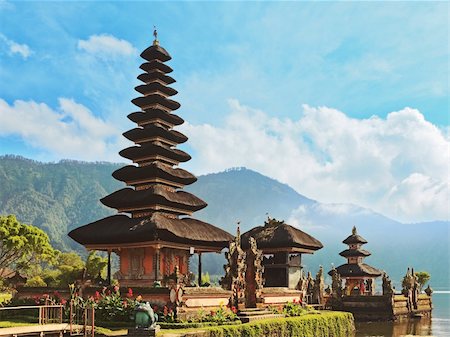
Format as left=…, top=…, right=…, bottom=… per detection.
left=123, top=125, right=188, bottom=144
left=135, top=82, right=177, bottom=96
left=112, top=162, right=197, bottom=186
left=68, top=213, right=233, bottom=249
left=339, top=248, right=371, bottom=257
left=241, top=218, right=323, bottom=253
left=127, top=109, right=184, bottom=126
left=132, top=94, right=181, bottom=111
left=140, top=60, right=173, bottom=73
left=329, top=263, right=382, bottom=278
left=343, top=226, right=368, bottom=244
left=140, top=44, right=171, bottom=62
left=100, top=186, right=207, bottom=213
left=138, top=71, right=175, bottom=85
left=119, top=142, right=191, bottom=163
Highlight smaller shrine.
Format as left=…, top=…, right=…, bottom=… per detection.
left=329, top=226, right=382, bottom=296
left=241, top=218, right=323, bottom=289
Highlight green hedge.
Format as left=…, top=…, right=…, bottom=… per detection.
left=207, top=312, right=354, bottom=337
left=159, top=320, right=242, bottom=329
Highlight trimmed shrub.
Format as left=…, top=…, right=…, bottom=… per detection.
left=207, top=312, right=354, bottom=337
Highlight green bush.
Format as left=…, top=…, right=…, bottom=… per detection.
left=207, top=312, right=354, bottom=337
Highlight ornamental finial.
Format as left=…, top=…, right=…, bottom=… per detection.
left=153, top=26, right=159, bottom=46
left=352, top=226, right=357, bottom=235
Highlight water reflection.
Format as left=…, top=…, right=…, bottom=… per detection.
left=355, top=318, right=433, bottom=337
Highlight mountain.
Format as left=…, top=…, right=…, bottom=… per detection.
left=0, top=155, right=448, bottom=289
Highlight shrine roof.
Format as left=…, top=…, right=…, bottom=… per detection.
left=135, top=82, right=178, bottom=96
left=127, top=110, right=184, bottom=126
left=112, top=162, right=197, bottom=186
left=119, top=142, right=191, bottom=163
left=339, top=248, right=371, bottom=257
left=342, top=226, right=368, bottom=244
left=329, top=263, right=382, bottom=278
left=68, top=213, right=233, bottom=248
left=140, top=60, right=173, bottom=73
left=100, top=186, right=207, bottom=212
left=140, top=44, right=172, bottom=62
left=241, top=218, right=323, bottom=252
left=123, top=125, right=188, bottom=144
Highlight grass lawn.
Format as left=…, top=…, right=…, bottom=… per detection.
left=0, top=321, right=34, bottom=328
left=0, top=292, right=12, bottom=303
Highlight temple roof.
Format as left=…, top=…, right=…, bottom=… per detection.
left=123, top=125, right=188, bottom=144
left=68, top=213, right=233, bottom=249
left=342, top=226, right=368, bottom=244
left=101, top=186, right=207, bottom=213
left=112, top=162, right=197, bottom=186
left=329, top=263, right=382, bottom=278
left=119, top=142, right=191, bottom=163
left=339, top=248, right=371, bottom=257
left=241, top=218, right=323, bottom=252
left=135, top=82, right=178, bottom=96
left=140, top=60, right=173, bottom=74
left=131, top=94, right=181, bottom=111
left=140, top=44, right=172, bottom=62
left=138, top=71, right=175, bottom=85
left=127, top=110, right=184, bottom=126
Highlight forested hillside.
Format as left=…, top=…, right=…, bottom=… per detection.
left=0, top=155, right=122, bottom=251
left=0, top=155, right=448, bottom=289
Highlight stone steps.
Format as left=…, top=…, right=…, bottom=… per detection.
left=237, top=308, right=284, bottom=323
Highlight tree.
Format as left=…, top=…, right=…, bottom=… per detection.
left=42, top=252, right=84, bottom=287
left=85, top=251, right=107, bottom=280
left=0, top=215, right=56, bottom=279
left=415, top=271, right=431, bottom=292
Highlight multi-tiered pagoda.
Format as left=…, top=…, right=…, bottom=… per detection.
left=69, top=33, right=233, bottom=287
left=329, top=226, right=382, bottom=296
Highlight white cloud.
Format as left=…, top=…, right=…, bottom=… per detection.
left=77, top=34, right=136, bottom=58
left=180, top=100, right=450, bottom=223
left=0, top=98, right=129, bottom=161
left=0, top=33, right=32, bottom=58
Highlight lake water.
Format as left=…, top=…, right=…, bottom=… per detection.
left=355, top=292, right=450, bottom=337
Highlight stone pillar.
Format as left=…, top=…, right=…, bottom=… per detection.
left=155, top=249, right=160, bottom=281
left=198, top=252, right=202, bottom=287
left=107, top=250, right=112, bottom=286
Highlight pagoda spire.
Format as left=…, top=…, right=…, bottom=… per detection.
left=153, top=26, right=159, bottom=46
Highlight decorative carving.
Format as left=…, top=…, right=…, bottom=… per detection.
left=401, top=268, right=414, bottom=296
left=245, top=236, right=264, bottom=307
left=313, top=266, right=325, bottom=305
left=221, top=226, right=246, bottom=308
left=424, top=285, right=433, bottom=296
left=306, top=271, right=315, bottom=303
left=134, top=301, right=158, bottom=329
left=296, top=272, right=308, bottom=302
left=330, top=267, right=343, bottom=299
left=382, top=272, right=394, bottom=297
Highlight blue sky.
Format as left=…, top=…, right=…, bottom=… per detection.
left=0, top=1, right=448, bottom=222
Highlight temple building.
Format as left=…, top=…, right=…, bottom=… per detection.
left=241, top=218, right=323, bottom=289
left=69, top=33, right=233, bottom=287
left=330, top=226, right=382, bottom=296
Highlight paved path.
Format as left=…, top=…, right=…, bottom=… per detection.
left=0, top=324, right=84, bottom=337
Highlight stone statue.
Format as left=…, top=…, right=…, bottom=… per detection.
left=382, top=272, right=394, bottom=297
left=134, top=301, right=158, bottom=329
left=366, top=279, right=373, bottom=295
left=401, top=268, right=414, bottom=296
left=221, top=226, right=246, bottom=308
left=313, top=266, right=325, bottom=305
left=306, top=271, right=315, bottom=303
left=330, top=267, right=343, bottom=299
left=296, top=272, right=308, bottom=302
